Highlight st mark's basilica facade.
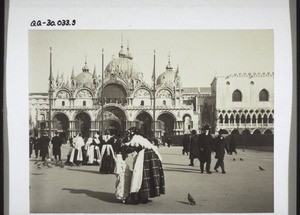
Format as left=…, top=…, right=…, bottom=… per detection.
left=29, top=43, right=274, bottom=140
left=29, top=45, right=199, bottom=139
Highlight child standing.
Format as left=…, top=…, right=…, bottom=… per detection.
left=114, top=153, right=133, bottom=203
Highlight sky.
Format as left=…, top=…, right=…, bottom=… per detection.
left=29, top=30, right=273, bottom=93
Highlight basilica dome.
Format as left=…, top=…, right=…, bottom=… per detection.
left=104, top=45, right=143, bottom=81
left=75, top=62, right=94, bottom=88
left=157, top=62, right=180, bottom=86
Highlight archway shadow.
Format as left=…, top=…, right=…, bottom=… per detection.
left=66, top=168, right=100, bottom=174
left=62, top=188, right=120, bottom=203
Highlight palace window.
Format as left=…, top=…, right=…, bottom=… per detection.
left=259, top=89, right=269, bottom=101
left=140, top=100, right=144, bottom=106
left=83, top=101, right=86, bottom=106
left=163, top=100, right=166, bottom=105
left=232, top=89, right=242, bottom=102
left=62, top=101, right=65, bottom=106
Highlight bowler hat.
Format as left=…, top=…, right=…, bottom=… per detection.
left=202, top=124, right=210, bottom=131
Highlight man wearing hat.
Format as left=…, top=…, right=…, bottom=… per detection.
left=198, top=124, right=214, bottom=174
left=39, top=132, right=50, bottom=161
left=51, top=131, right=64, bottom=162
left=213, top=129, right=229, bottom=174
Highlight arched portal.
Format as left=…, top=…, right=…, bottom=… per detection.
left=264, top=129, right=273, bottom=135
left=136, top=112, right=153, bottom=139
left=74, top=112, right=91, bottom=139
left=231, top=129, right=239, bottom=135
left=52, top=113, right=69, bottom=140
left=102, top=83, right=127, bottom=104
left=98, top=106, right=127, bottom=136
left=157, top=112, right=175, bottom=136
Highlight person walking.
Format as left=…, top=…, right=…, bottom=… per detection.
left=39, top=132, right=50, bottom=161
left=33, top=136, right=40, bottom=158
left=213, top=129, right=229, bottom=174
left=51, top=131, right=64, bottom=162
left=182, top=134, right=190, bottom=155
left=189, top=130, right=199, bottom=166
left=166, top=136, right=172, bottom=148
left=198, top=125, right=214, bottom=174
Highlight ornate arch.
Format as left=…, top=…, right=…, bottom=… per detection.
left=72, top=110, right=93, bottom=121
left=51, top=111, right=71, bottom=120
left=132, top=87, right=153, bottom=98
left=156, top=110, right=176, bottom=121
left=74, top=88, right=94, bottom=99
left=55, top=89, right=71, bottom=99
left=155, top=86, right=174, bottom=98
left=156, top=89, right=173, bottom=99
left=96, top=104, right=129, bottom=121
left=97, top=79, right=130, bottom=97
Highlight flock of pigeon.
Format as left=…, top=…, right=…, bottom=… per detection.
left=34, top=158, right=64, bottom=169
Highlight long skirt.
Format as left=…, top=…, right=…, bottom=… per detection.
left=137, top=149, right=165, bottom=200
left=99, top=151, right=115, bottom=174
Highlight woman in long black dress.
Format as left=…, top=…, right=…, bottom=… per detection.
left=99, top=130, right=116, bottom=174
left=124, top=127, right=165, bottom=204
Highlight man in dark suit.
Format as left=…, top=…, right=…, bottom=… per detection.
left=39, top=132, right=50, bottom=161
left=198, top=125, right=214, bottom=174
left=51, top=131, right=64, bottom=161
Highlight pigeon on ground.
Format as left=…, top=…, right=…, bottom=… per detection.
left=240, top=158, right=244, bottom=161
left=242, top=149, right=245, bottom=152
left=233, top=158, right=236, bottom=161
left=34, top=161, right=39, bottom=164
left=258, top=166, right=265, bottom=171
left=187, top=193, right=196, bottom=205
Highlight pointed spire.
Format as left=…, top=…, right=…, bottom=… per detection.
left=65, top=77, right=70, bottom=88
left=82, top=56, right=89, bottom=72
left=93, top=65, right=97, bottom=78
left=56, top=69, right=60, bottom=83
left=152, top=50, right=156, bottom=88
left=126, top=39, right=133, bottom=60
left=166, top=51, right=173, bottom=70
left=119, top=35, right=125, bottom=57
left=175, top=65, right=179, bottom=77
left=71, top=67, right=75, bottom=79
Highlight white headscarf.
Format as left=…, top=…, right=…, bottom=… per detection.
left=125, top=134, right=162, bottom=161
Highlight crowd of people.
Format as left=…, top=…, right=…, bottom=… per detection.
left=29, top=124, right=236, bottom=204
left=182, top=124, right=237, bottom=174
left=29, top=127, right=165, bottom=205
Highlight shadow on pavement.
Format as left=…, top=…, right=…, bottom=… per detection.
left=163, top=162, right=191, bottom=167
left=176, top=200, right=189, bottom=205
left=163, top=167, right=200, bottom=173
left=66, top=168, right=100, bottom=174
left=62, top=188, right=120, bottom=203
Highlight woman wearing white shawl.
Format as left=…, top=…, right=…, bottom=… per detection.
left=99, top=130, right=116, bottom=174
left=86, top=134, right=101, bottom=165
left=124, top=127, right=165, bottom=204
left=69, top=133, right=85, bottom=165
